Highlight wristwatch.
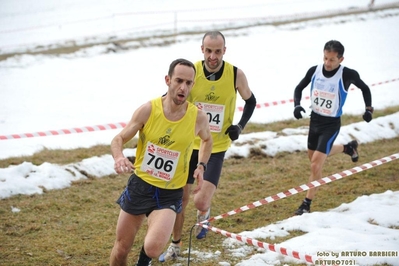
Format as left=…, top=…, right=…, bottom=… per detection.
left=197, top=162, right=207, bottom=172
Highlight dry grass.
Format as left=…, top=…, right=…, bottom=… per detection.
left=1, top=107, right=398, bottom=266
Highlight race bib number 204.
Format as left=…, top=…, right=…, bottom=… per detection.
left=195, top=102, right=225, bottom=132
left=141, top=142, right=180, bottom=181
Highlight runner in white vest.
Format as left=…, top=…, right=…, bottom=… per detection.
left=292, top=40, right=374, bottom=215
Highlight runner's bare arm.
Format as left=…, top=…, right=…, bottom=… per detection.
left=111, top=102, right=152, bottom=174
left=192, top=109, right=213, bottom=194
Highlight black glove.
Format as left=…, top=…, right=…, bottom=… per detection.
left=225, top=124, right=242, bottom=141
left=293, top=105, right=306, bottom=119
left=363, top=107, right=374, bottom=123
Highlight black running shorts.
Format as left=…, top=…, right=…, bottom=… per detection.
left=116, top=174, right=183, bottom=216
left=308, top=112, right=341, bottom=154
left=186, top=149, right=226, bottom=187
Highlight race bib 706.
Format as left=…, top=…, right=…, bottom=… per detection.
left=140, top=142, right=180, bottom=181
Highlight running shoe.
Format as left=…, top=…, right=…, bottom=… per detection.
left=158, top=242, right=181, bottom=262
left=294, top=201, right=310, bottom=216
left=344, top=140, right=359, bottom=162
left=195, top=208, right=210, bottom=239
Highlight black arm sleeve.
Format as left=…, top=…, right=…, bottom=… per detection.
left=293, top=66, right=317, bottom=106
left=342, top=67, right=372, bottom=107
left=238, top=93, right=256, bottom=129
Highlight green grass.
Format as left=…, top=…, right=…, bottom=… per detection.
left=1, top=107, right=398, bottom=266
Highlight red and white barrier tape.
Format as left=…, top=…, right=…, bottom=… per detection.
left=203, top=224, right=316, bottom=263
left=237, top=77, right=399, bottom=111
left=0, top=122, right=127, bottom=140
left=198, top=153, right=399, bottom=224
left=195, top=153, right=399, bottom=262
left=1, top=78, right=397, bottom=141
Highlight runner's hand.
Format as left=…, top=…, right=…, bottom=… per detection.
left=363, top=107, right=374, bottom=122
left=225, top=124, right=242, bottom=141
left=293, top=105, right=306, bottom=119
left=114, top=157, right=135, bottom=174
left=192, top=168, right=204, bottom=194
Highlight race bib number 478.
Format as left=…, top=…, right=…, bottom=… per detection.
left=141, top=142, right=180, bottom=181
left=311, top=88, right=337, bottom=116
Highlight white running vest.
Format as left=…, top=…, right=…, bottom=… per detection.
left=310, top=64, right=347, bottom=117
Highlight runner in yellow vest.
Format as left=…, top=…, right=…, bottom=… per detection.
left=160, top=31, right=257, bottom=262
left=109, top=58, right=213, bottom=266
